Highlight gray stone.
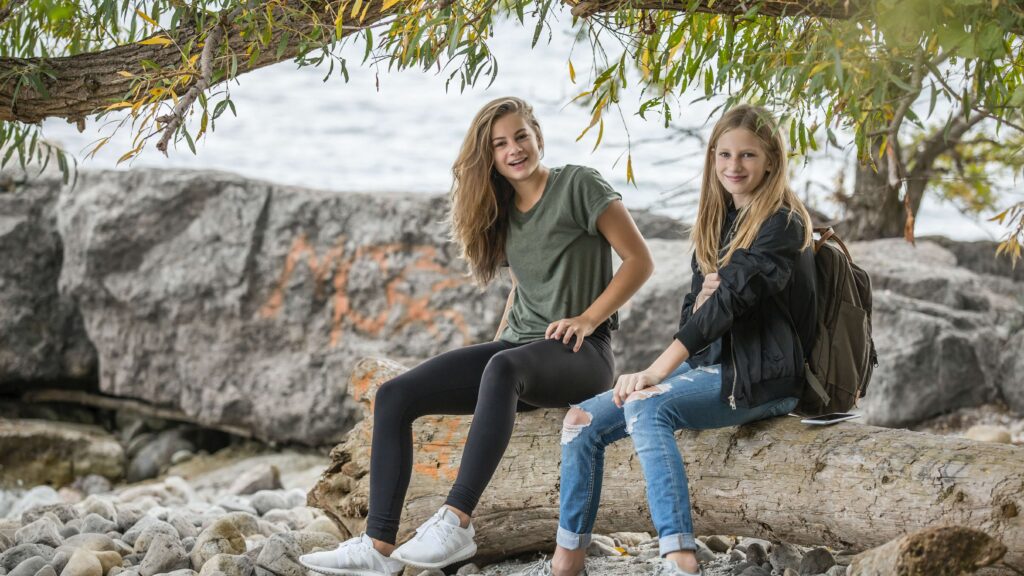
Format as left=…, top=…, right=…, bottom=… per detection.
left=32, top=565, right=57, bottom=576
left=226, top=466, right=282, bottom=497
left=704, top=535, right=734, bottom=553
left=213, top=498, right=256, bottom=517
left=769, top=543, right=803, bottom=574
left=739, top=567, right=771, bottom=576
left=47, top=548, right=71, bottom=574
left=70, top=476, right=112, bottom=497
left=133, top=522, right=180, bottom=554
left=851, top=240, right=1024, bottom=426
left=58, top=548, right=101, bottom=576
left=744, top=542, right=768, bottom=566
left=113, top=506, right=145, bottom=534
left=197, top=554, right=254, bottom=576
left=735, top=538, right=772, bottom=553
left=0, top=545, right=55, bottom=571
left=248, top=493, right=288, bottom=517
left=190, top=519, right=246, bottom=571
left=9, top=491, right=62, bottom=523
left=138, top=533, right=189, bottom=576
left=1000, top=330, right=1024, bottom=415
left=55, top=170, right=509, bottom=445
left=80, top=514, right=117, bottom=535
left=127, top=429, right=196, bottom=483
left=825, top=566, right=847, bottom=576
left=62, top=533, right=115, bottom=552
left=122, top=517, right=171, bottom=547
left=0, top=421, right=124, bottom=490
left=0, top=170, right=94, bottom=387
left=253, top=533, right=303, bottom=576
left=8, top=557, right=45, bottom=576
left=799, top=547, right=836, bottom=575
left=14, top=519, right=62, bottom=548
left=167, top=513, right=198, bottom=540
left=455, top=564, right=481, bottom=576
left=75, top=497, right=115, bottom=523
left=55, top=529, right=75, bottom=541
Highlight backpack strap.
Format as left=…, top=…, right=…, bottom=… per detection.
left=804, top=363, right=830, bottom=404
left=814, top=227, right=854, bottom=261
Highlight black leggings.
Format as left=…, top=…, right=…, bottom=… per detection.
left=366, top=325, right=615, bottom=544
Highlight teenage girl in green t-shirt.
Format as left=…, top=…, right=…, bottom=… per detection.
left=300, top=97, right=654, bottom=576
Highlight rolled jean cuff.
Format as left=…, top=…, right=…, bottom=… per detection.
left=659, top=532, right=697, bottom=556
left=556, top=527, right=592, bottom=550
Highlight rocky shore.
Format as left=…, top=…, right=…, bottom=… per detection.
left=2, top=166, right=1023, bottom=575
left=0, top=447, right=860, bottom=576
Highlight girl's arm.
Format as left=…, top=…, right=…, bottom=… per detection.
left=493, top=271, right=517, bottom=341
left=546, top=201, right=654, bottom=351
left=612, top=339, right=690, bottom=407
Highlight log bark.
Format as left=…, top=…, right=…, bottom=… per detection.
left=0, top=0, right=860, bottom=124
left=308, top=358, right=1024, bottom=570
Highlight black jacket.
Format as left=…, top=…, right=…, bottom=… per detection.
left=674, top=207, right=816, bottom=409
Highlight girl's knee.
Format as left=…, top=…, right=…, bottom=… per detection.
left=560, top=406, right=595, bottom=446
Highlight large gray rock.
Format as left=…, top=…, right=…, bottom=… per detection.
left=851, top=240, right=1023, bottom=426
left=56, top=170, right=507, bottom=445
left=0, top=420, right=123, bottom=489
left=612, top=239, right=691, bottom=374
left=0, top=170, right=94, bottom=387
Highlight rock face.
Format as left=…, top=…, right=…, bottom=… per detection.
left=0, top=170, right=94, bottom=387
left=0, top=419, right=124, bottom=488
left=56, top=170, right=507, bottom=445
left=850, top=240, right=1024, bottom=427
left=1, top=167, right=1021, bottom=444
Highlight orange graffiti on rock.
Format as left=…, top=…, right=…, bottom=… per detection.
left=413, top=417, right=467, bottom=483
left=260, top=235, right=472, bottom=346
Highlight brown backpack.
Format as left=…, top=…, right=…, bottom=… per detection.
left=794, top=228, right=877, bottom=417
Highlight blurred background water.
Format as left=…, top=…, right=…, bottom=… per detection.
left=42, top=14, right=1015, bottom=240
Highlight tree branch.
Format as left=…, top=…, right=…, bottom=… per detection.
left=155, top=7, right=239, bottom=154
left=0, top=0, right=391, bottom=123
left=0, top=0, right=28, bottom=24
left=568, top=0, right=865, bottom=19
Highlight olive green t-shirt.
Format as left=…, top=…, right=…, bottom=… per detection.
left=501, top=165, right=622, bottom=344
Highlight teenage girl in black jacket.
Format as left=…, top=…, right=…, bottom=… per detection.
left=545, top=104, right=817, bottom=576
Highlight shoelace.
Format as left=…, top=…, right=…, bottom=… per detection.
left=336, top=537, right=379, bottom=570
left=416, top=510, right=456, bottom=546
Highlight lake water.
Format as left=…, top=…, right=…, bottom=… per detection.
left=42, top=14, right=1014, bottom=241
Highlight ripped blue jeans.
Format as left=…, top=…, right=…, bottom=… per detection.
left=556, top=362, right=798, bottom=557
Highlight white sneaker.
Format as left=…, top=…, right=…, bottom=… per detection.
left=390, top=506, right=477, bottom=569
left=654, top=558, right=702, bottom=576
left=298, top=534, right=405, bottom=576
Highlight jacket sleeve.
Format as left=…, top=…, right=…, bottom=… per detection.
left=674, top=211, right=804, bottom=353
left=678, top=252, right=702, bottom=330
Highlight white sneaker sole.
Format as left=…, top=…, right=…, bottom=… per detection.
left=391, top=541, right=478, bottom=569
left=298, top=557, right=397, bottom=576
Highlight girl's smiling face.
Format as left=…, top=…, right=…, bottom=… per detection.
left=714, top=127, right=771, bottom=208
left=490, top=113, right=543, bottom=183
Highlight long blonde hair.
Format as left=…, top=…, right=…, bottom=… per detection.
left=692, top=105, right=813, bottom=275
left=450, top=96, right=544, bottom=285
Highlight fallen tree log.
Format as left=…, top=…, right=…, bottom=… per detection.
left=308, top=358, right=1024, bottom=571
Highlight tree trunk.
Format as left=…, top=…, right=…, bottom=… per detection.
left=307, top=358, right=1024, bottom=571
left=838, top=146, right=907, bottom=241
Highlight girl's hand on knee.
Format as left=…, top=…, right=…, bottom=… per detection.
left=545, top=315, right=597, bottom=352
left=613, top=371, right=661, bottom=407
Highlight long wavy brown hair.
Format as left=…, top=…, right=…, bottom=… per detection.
left=450, top=96, right=544, bottom=285
left=692, top=104, right=813, bottom=275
